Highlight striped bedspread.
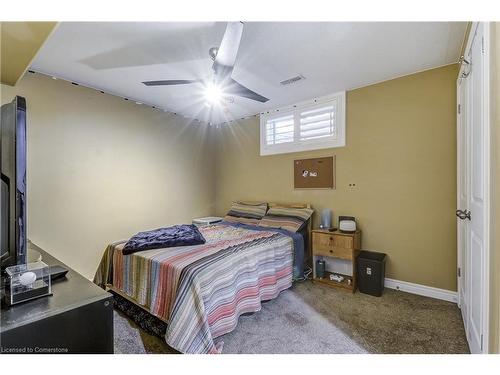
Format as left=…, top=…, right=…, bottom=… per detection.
left=94, top=223, right=293, bottom=354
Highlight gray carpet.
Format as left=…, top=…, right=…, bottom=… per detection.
left=113, top=281, right=469, bottom=354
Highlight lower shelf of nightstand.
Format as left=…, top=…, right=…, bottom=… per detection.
left=312, top=271, right=356, bottom=292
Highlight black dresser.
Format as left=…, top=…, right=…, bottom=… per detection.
left=0, top=243, right=114, bottom=354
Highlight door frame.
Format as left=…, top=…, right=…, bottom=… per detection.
left=457, top=21, right=491, bottom=354
left=456, top=64, right=468, bottom=313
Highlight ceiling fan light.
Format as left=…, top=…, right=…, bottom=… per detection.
left=204, top=83, right=223, bottom=105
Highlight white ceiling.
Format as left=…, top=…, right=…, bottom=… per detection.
left=32, top=22, right=467, bottom=124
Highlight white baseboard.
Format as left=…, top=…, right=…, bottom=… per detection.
left=384, top=278, right=458, bottom=303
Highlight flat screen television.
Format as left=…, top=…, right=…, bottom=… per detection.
left=1, top=96, right=27, bottom=270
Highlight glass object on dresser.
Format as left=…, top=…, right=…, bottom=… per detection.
left=4, top=261, right=52, bottom=305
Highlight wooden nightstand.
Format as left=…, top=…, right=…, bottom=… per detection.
left=311, top=229, right=361, bottom=293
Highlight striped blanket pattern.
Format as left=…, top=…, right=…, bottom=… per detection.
left=98, top=223, right=293, bottom=354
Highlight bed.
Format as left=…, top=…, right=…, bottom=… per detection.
left=94, top=203, right=312, bottom=354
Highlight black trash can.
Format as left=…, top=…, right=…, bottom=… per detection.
left=357, top=250, right=387, bottom=297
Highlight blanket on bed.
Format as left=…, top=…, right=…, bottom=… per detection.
left=122, top=224, right=205, bottom=255
left=94, top=223, right=293, bottom=354
left=221, top=221, right=305, bottom=279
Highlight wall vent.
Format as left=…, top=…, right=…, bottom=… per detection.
left=280, top=74, right=305, bottom=86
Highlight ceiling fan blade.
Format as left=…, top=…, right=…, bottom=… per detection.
left=225, top=79, right=269, bottom=103
left=142, top=79, right=201, bottom=86
left=213, top=22, right=243, bottom=71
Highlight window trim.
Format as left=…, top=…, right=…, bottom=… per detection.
left=260, top=91, right=346, bottom=156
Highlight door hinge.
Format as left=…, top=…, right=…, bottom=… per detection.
left=458, top=267, right=461, bottom=277
left=482, top=37, right=485, bottom=54
left=481, top=334, right=483, bottom=351
left=458, top=104, right=461, bottom=114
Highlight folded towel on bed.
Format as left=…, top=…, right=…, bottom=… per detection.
left=122, top=224, right=206, bottom=255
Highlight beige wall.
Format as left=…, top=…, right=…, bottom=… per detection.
left=489, top=22, right=500, bottom=354
left=1, top=73, right=216, bottom=278
left=215, top=64, right=458, bottom=291
left=0, top=22, right=57, bottom=86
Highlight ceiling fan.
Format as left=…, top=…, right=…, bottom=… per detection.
left=142, top=22, right=269, bottom=104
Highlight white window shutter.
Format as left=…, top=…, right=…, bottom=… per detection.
left=265, top=114, right=294, bottom=145
left=299, top=102, right=337, bottom=141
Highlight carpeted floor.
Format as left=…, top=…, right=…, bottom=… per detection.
left=113, top=281, right=470, bottom=354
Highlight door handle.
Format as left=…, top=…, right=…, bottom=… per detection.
left=456, top=209, right=471, bottom=220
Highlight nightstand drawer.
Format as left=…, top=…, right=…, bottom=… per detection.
left=312, top=232, right=354, bottom=260
left=314, top=246, right=354, bottom=260
left=313, top=232, right=354, bottom=250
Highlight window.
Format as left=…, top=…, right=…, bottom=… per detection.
left=260, top=92, right=345, bottom=156
left=265, top=114, right=294, bottom=145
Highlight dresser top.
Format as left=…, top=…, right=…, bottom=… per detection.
left=1, top=243, right=112, bottom=332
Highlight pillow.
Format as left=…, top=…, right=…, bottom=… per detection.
left=225, top=201, right=268, bottom=221
left=259, top=206, right=314, bottom=233
left=224, top=215, right=261, bottom=226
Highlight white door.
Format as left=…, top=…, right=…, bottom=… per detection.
left=457, top=22, right=490, bottom=354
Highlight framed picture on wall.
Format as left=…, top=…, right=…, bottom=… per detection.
left=293, top=156, right=335, bottom=189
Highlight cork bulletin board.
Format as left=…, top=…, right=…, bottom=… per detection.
left=294, top=156, right=335, bottom=189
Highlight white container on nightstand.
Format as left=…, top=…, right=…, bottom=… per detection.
left=192, top=216, right=223, bottom=227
